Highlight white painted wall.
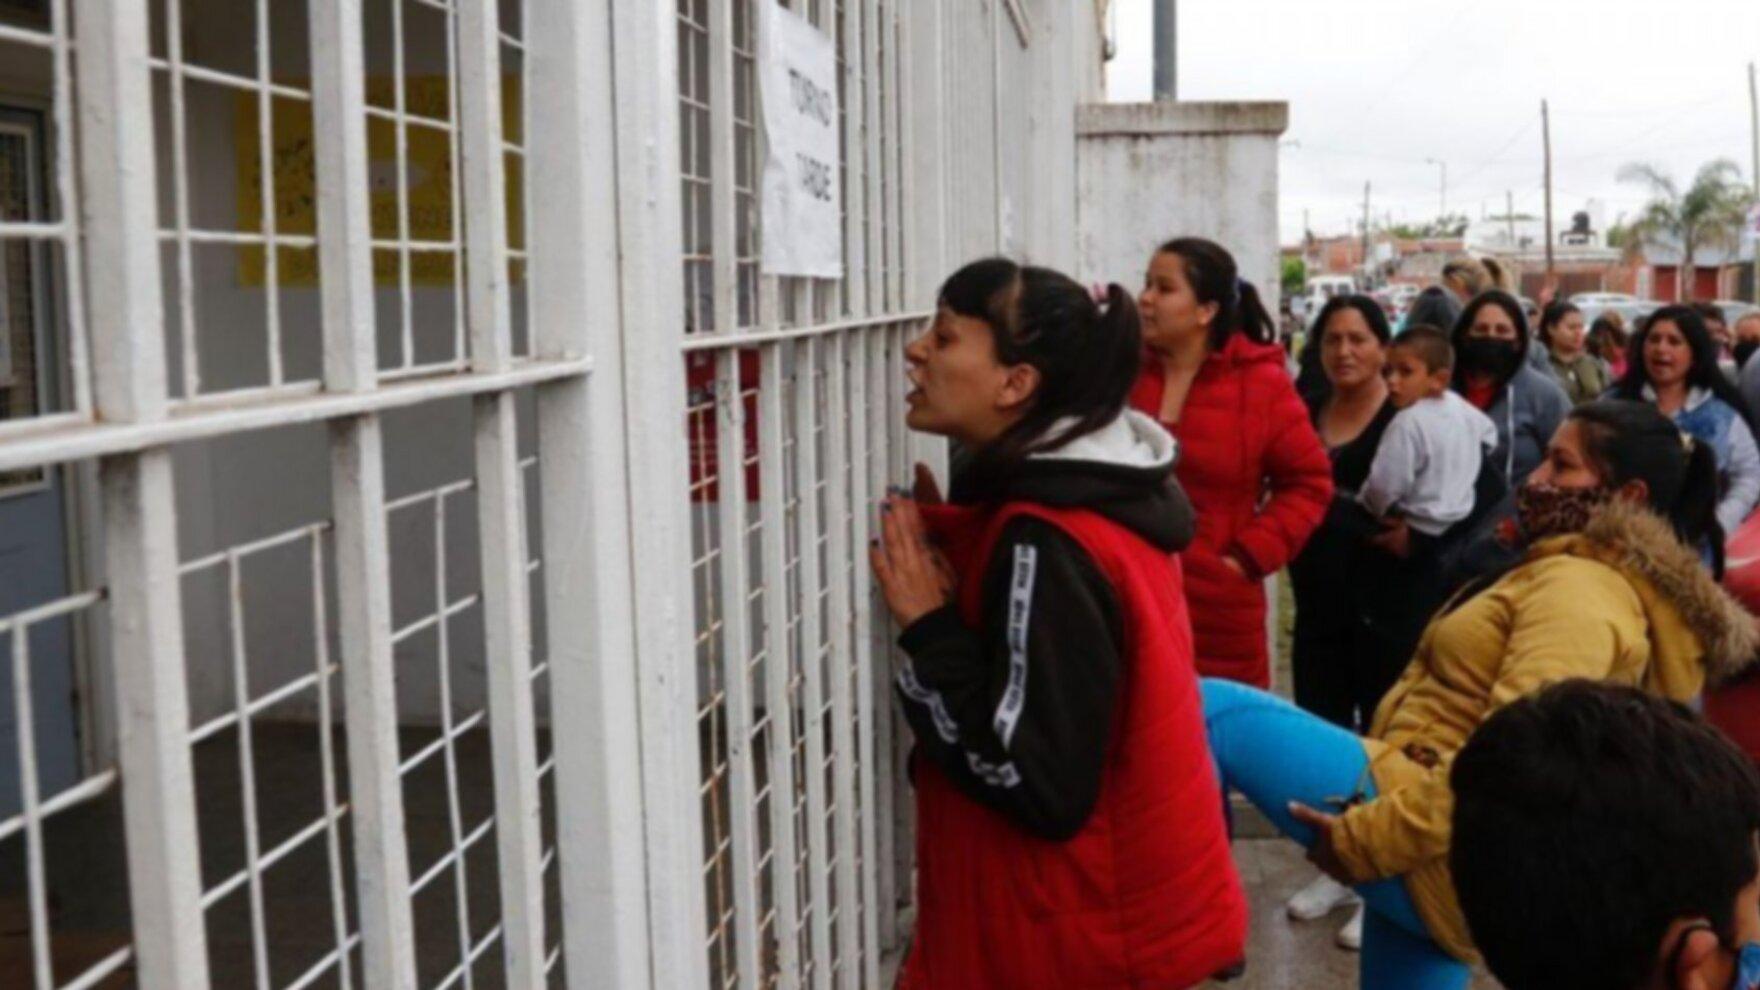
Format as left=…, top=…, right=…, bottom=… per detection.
left=1075, top=101, right=1289, bottom=301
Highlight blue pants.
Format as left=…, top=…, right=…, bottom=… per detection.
left=1202, top=678, right=1472, bottom=990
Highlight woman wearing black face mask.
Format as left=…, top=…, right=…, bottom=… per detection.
left=1451, top=290, right=1571, bottom=487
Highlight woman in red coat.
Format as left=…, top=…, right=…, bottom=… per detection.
left=872, top=257, right=1246, bottom=988
left=1131, top=238, right=1333, bottom=687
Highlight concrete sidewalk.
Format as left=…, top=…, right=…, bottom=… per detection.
left=1228, top=839, right=1503, bottom=989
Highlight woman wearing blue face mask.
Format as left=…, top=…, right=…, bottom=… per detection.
left=1452, top=680, right=1760, bottom=990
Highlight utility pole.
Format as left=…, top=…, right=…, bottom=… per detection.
left=1425, top=158, right=1447, bottom=220
left=1749, top=62, right=1758, bottom=304
left=1153, top=0, right=1177, bottom=100
left=1506, top=190, right=1517, bottom=251
left=1362, top=181, right=1372, bottom=287
left=1542, top=99, right=1556, bottom=283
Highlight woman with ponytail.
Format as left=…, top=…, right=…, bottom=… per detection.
left=1130, top=237, right=1333, bottom=688
left=1200, top=399, right=1757, bottom=988
left=871, top=258, right=1246, bottom=988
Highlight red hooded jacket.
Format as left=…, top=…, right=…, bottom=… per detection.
left=1130, top=334, right=1333, bottom=686
left=895, top=411, right=1246, bottom=988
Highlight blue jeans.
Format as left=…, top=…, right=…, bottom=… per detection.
left=1202, top=677, right=1472, bottom=990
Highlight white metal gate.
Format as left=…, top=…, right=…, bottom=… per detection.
left=0, top=0, right=1101, bottom=987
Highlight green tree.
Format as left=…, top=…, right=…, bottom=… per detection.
left=1281, top=255, right=1307, bottom=297
left=1388, top=214, right=1471, bottom=240
left=1618, top=159, right=1755, bottom=301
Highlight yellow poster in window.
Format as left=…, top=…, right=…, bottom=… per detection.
left=235, top=75, right=525, bottom=287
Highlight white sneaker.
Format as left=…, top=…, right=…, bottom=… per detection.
left=1285, top=874, right=1360, bottom=921
left=1335, top=903, right=1365, bottom=951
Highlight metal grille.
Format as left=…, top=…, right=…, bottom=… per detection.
left=0, top=0, right=1086, bottom=986
left=674, top=1, right=933, bottom=986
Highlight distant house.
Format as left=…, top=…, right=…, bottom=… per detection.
left=1465, top=207, right=1637, bottom=299
left=1635, top=240, right=1758, bottom=302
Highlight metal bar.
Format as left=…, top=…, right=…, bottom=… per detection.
left=841, top=0, right=867, bottom=320
left=607, top=0, right=713, bottom=982
left=283, top=936, right=363, bottom=990
left=59, top=948, right=135, bottom=990
left=225, top=552, right=273, bottom=989
left=74, top=1, right=211, bottom=984
left=13, top=625, right=52, bottom=989
left=328, top=419, right=418, bottom=990
left=144, top=58, right=314, bottom=101
left=399, top=710, right=488, bottom=779
left=866, top=329, right=896, bottom=952
left=1152, top=0, right=1177, bottom=101
left=712, top=344, right=764, bottom=988
left=411, top=817, right=497, bottom=897
left=820, top=333, right=860, bottom=990
left=187, top=665, right=335, bottom=745
left=0, top=768, right=116, bottom=845
left=305, top=4, right=419, bottom=980
left=863, top=0, right=883, bottom=316
left=0, top=358, right=588, bottom=475
left=846, top=327, right=880, bottom=986
left=678, top=312, right=931, bottom=352
left=791, top=337, right=834, bottom=990
left=431, top=495, right=480, bottom=989
left=526, top=0, right=655, bottom=981
left=471, top=379, right=551, bottom=990
left=199, top=806, right=349, bottom=910
left=458, top=0, right=547, bottom=979
left=254, top=0, right=283, bottom=386
left=311, top=535, right=357, bottom=990
left=755, top=339, right=802, bottom=989
left=160, top=0, right=199, bottom=398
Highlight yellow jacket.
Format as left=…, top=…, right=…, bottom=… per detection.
left=1330, top=501, right=1759, bottom=962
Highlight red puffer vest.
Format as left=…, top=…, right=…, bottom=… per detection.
left=1130, top=336, right=1332, bottom=687
left=901, top=501, right=1247, bottom=990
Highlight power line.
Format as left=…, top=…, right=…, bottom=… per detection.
left=1451, top=117, right=1541, bottom=189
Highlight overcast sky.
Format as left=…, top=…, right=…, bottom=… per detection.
left=1106, top=0, right=1760, bottom=245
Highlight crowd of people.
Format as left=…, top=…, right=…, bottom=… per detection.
left=866, top=238, right=1760, bottom=989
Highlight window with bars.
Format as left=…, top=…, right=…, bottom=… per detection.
left=0, top=0, right=1090, bottom=987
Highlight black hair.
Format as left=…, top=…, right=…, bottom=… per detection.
left=1691, top=300, right=1728, bottom=328
left=1295, top=293, right=1391, bottom=404
left=1609, top=304, right=1760, bottom=437
left=937, top=257, right=1141, bottom=477
left=1537, top=300, right=1582, bottom=351
left=1390, top=324, right=1454, bottom=373
left=1155, top=237, right=1276, bottom=349
left=1569, top=399, right=1725, bottom=576
left=1452, top=680, right=1760, bottom=990
left=1451, top=289, right=1532, bottom=390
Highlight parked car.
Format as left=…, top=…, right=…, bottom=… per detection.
left=1712, top=300, right=1758, bottom=324
left=1569, top=292, right=1639, bottom=309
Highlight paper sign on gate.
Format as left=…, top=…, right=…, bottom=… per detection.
left=759, top=3, right=844, bottom=278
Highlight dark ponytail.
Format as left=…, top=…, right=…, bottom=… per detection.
left=1679, top=436, right=1725, bottom=576
left=937, top=257, right=1142, bottom=478
left=1156, top=237, right=1276, bottom=348
left=1570, top=399, right=1726, bottom=576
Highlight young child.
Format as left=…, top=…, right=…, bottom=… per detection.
left=1358, top=324, right=1497, bottom=555
left=1452, top=680, right=1760, bottom=990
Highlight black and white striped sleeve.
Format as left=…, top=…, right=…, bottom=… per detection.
left=894, top=516, right=1124, bottom=841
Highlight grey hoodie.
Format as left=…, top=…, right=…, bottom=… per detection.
left=1482, top=363, right=1571, bottom=486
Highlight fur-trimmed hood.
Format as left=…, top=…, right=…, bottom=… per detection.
left=1534, top=499, right=1760, bottom=689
